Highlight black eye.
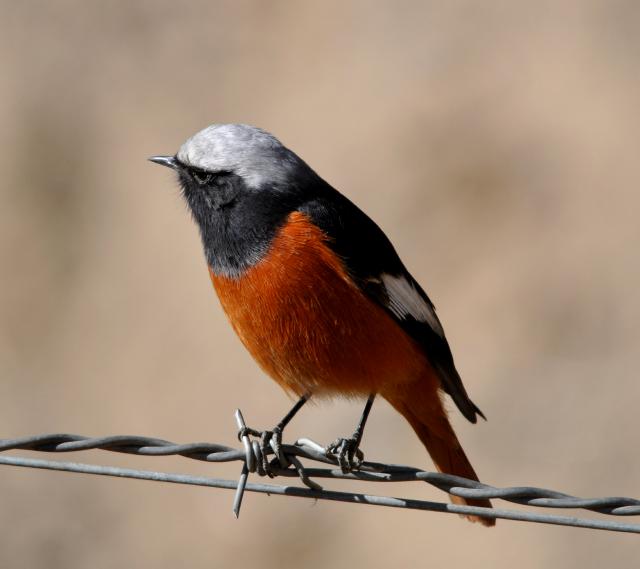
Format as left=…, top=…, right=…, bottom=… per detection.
left=191, top=169, right=213, bottom=185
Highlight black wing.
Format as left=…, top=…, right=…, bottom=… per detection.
left=299, top=187, right=486, bottom=423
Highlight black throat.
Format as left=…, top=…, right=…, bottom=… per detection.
left=178, top=170, right=309, bottom=277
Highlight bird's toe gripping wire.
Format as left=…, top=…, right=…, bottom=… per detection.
left=235, top=393, right=310, bottom=477
left=325, top=436, right=365, bottom=473
left=324, top=393, right=376, bottom=473
left=236, top=422, right=287, bottom=476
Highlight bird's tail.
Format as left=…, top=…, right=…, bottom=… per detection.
left=385, top=385, right=495, bottom=527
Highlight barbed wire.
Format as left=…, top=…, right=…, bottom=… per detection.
left=1, top=410, right=639, bottom=534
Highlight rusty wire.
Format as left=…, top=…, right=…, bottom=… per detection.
left=1, top=410, right=639, bottom=534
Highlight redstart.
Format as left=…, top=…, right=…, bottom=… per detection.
left=150, top=124, right=493, bottom=525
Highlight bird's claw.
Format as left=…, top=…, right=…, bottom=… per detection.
left=261, top=427, right=288, bottom=475
left=325, top=437, right=364, bottom=473
left=238, top=426, right=288, bottom=476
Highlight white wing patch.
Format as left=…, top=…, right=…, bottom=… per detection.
left=380, top=274, right=445, bottom=337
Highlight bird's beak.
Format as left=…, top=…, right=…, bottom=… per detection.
left=148, top=155, right=180, bottom=170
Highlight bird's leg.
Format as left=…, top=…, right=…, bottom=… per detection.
left=326, top=393, right=376, bottom=473
left=238, top=393, right=310, bottom=476
left=263, top=393, right=309, bottom=471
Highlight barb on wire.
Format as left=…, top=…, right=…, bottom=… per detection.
left=1, top=410, right=639, bottom=534
left=233, top=409, right=251, bottom=517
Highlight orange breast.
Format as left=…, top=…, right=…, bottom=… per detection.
left=210, top=212, right=430, bottom=397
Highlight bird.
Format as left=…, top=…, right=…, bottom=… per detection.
left=150, top=123, right=494, bottom=526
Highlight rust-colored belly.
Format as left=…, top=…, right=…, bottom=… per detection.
left=210, top=212, right=428, bottom=397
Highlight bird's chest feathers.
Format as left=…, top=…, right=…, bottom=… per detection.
left=209, top=212, right=426, bottom=395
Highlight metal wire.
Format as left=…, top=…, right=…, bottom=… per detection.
left=1, top=414, right=639, bottom=534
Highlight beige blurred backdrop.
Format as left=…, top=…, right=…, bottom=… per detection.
left=1, top=1, right=639, bottom=568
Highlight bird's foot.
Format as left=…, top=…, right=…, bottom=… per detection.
left=237, top=426, right=287, bottom=476
left=325, top=436, right=364, bottom=473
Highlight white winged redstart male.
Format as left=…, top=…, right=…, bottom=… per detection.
left=150, top=124, right=493, bottom=525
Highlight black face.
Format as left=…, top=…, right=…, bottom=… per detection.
left=178, top=165, right=240, bottom=212
left=175, top=160, right=309, bottom=278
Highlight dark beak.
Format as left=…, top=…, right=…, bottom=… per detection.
left=148, top=155, right=180, bottom=170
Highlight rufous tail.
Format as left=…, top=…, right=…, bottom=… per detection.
left=385, top=387, right=495, bottom=527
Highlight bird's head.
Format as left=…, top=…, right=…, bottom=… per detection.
left=150, top=124, right=323, bottom=276
left=150, top=123, right=314, bottom=209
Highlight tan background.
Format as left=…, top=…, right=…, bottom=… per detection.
left=1, top=1, right=639, bottom=567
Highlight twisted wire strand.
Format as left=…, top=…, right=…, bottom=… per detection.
left=1, top=426, right=639, bottom=533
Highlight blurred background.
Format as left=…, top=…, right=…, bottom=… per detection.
left=1, top=1, right=639, bottom=567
